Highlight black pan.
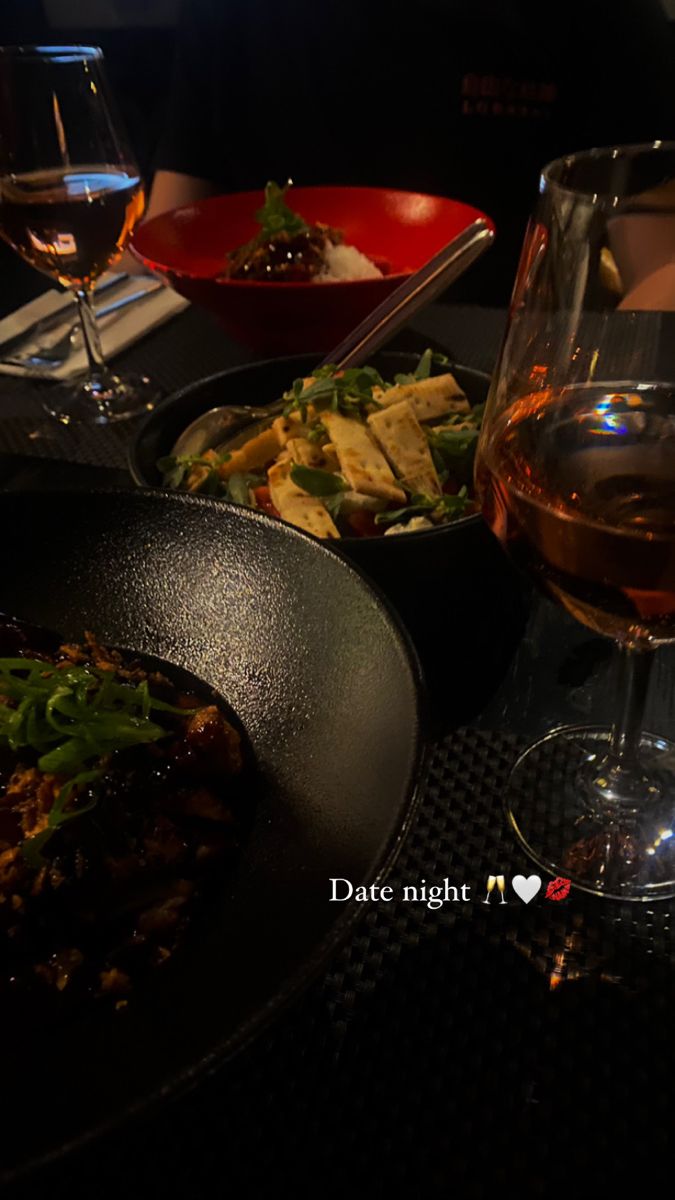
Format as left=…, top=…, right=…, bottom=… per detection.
left=0, top=489, right=423, bottom=1183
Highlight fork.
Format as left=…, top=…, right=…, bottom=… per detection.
left=0, top=272, right=129, bottom=362
left=2, top=280, right=164, bottom=370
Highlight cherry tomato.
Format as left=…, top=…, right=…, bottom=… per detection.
left=253, top=486, right=280, bottom=518
left=346, top=510, right=379, bottom=538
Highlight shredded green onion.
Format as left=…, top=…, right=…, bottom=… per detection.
left=0, top=657, right=196, bottom=866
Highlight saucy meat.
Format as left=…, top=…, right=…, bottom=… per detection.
left=228, top=222, right=343, bottom=281
left=0, top=628, right=251, bottom=1004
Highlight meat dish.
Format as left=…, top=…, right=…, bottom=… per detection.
left=223, top=180, right=384, bottom=283
left=0, top=618, right=251, bottom=1006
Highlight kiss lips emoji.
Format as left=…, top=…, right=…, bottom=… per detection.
left=545, top=877, right=571, bottom=901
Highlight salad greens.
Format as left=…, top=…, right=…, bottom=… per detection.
left=278, top=350, right=465, bottom=427
left=158, top=349, right=485, bottom=537
left=392, top=348, right=450, bottom=385
left=427, top=420, right=481, bottom=488
left=289, top=463, right=348, bottom=496
left=157, top=455, right=261, bottom=502
left=282, top=364, right=386, bottom=421
left=375, top=486, right=472, bottom=527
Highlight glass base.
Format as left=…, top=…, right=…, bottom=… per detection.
left=42, top=371, right=159, bottom=425
left=506, top=725, right=675, bottom=901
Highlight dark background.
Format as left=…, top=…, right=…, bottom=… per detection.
left=2, top=0, right=675, bottom=318
left=1, top=0, right=177, bottom=315
left=2, top=5, right=675, bottom=1196
left=4, top=1, right=177, bottom=177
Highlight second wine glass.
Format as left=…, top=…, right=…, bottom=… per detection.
left=0, top=44, right=158, bottom=424
left=476, top=141, right=675, bottom=901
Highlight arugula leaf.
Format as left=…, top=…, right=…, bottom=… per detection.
left=225, top=472, right=266, bottom=507
left=394, top=350, right=451, bottom=386
left=227, top=473, right=253, bottom=507
left=306, top=421, right=327, bottom=444
left=375, top=486, right=471, bottom=526
left=374, top=500, right=432, bottom=526
left=157, top=454, right=196, bottom=489
left=158, top=453, right=229, bottom=493
left=282, top=363, right=386, bottom=422
left=428, top=425, right=480, bottom=458
left=427, top=421, right=480, bottom=488
left=255, top=180, right=308, bottom=240
left=435, top=487, right=472, bottom=517
left=290, top=463, right=348, bottom=497
left=415, top=349, right=449, bottom=379
left=323, top=493, right=345, bottom=520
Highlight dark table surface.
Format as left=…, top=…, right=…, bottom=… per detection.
left=2, top=296, right=675, bottom=1199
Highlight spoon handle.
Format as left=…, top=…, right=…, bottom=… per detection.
left=323, top=217, right=494, bottom=372
left=167, top=217, right=495, bottom=460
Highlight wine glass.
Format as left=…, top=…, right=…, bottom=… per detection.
left=475, top=141, right=675, bottom=901
left=0, top=45, right=157, bottom=424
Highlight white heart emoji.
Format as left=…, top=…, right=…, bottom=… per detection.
left=511, top=874, right=542, bottom=904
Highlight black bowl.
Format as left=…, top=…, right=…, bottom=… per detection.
left=129, top=353, right=527, bottom=723
left=0, top=489, right=423, bottom=1182
left=129, top=351, right=489, bottom=517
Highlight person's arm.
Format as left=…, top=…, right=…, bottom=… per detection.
left=117, top=171, right=217, bottom=275
left=122, top=0, right=223, bottom=274
left=144, top=170, right=217, bottom=221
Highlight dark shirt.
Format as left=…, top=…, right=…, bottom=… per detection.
left=156, top=0, right=674, bottom=302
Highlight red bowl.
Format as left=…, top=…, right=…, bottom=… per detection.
left=131, top=186, right=493, bottom=353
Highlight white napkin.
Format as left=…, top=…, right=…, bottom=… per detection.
left=0, top=270, right=189, bottom=380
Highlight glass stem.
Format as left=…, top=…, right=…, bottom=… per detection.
left=609, top=644, right=654, bottom=765
left=580, top=643, right=657, bottom=817
left=74, top=286, right=110, bottom=385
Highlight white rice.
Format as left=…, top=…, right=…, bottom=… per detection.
left=314, top=240, right=383, bottom=283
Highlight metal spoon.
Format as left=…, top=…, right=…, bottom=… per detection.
left=171, top=217, right=494, bottom=458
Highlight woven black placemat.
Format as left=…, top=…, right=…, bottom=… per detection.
left=11, top=722, right=674, bottom=1199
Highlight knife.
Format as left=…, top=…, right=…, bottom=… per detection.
left=1, top=280, right=165, bottom=370
left=0, top=273, right=132, bottom=359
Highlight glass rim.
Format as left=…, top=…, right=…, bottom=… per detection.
left=541, top=140, right=675, bottom=205
left=0, top=45, right=103, bottom=63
